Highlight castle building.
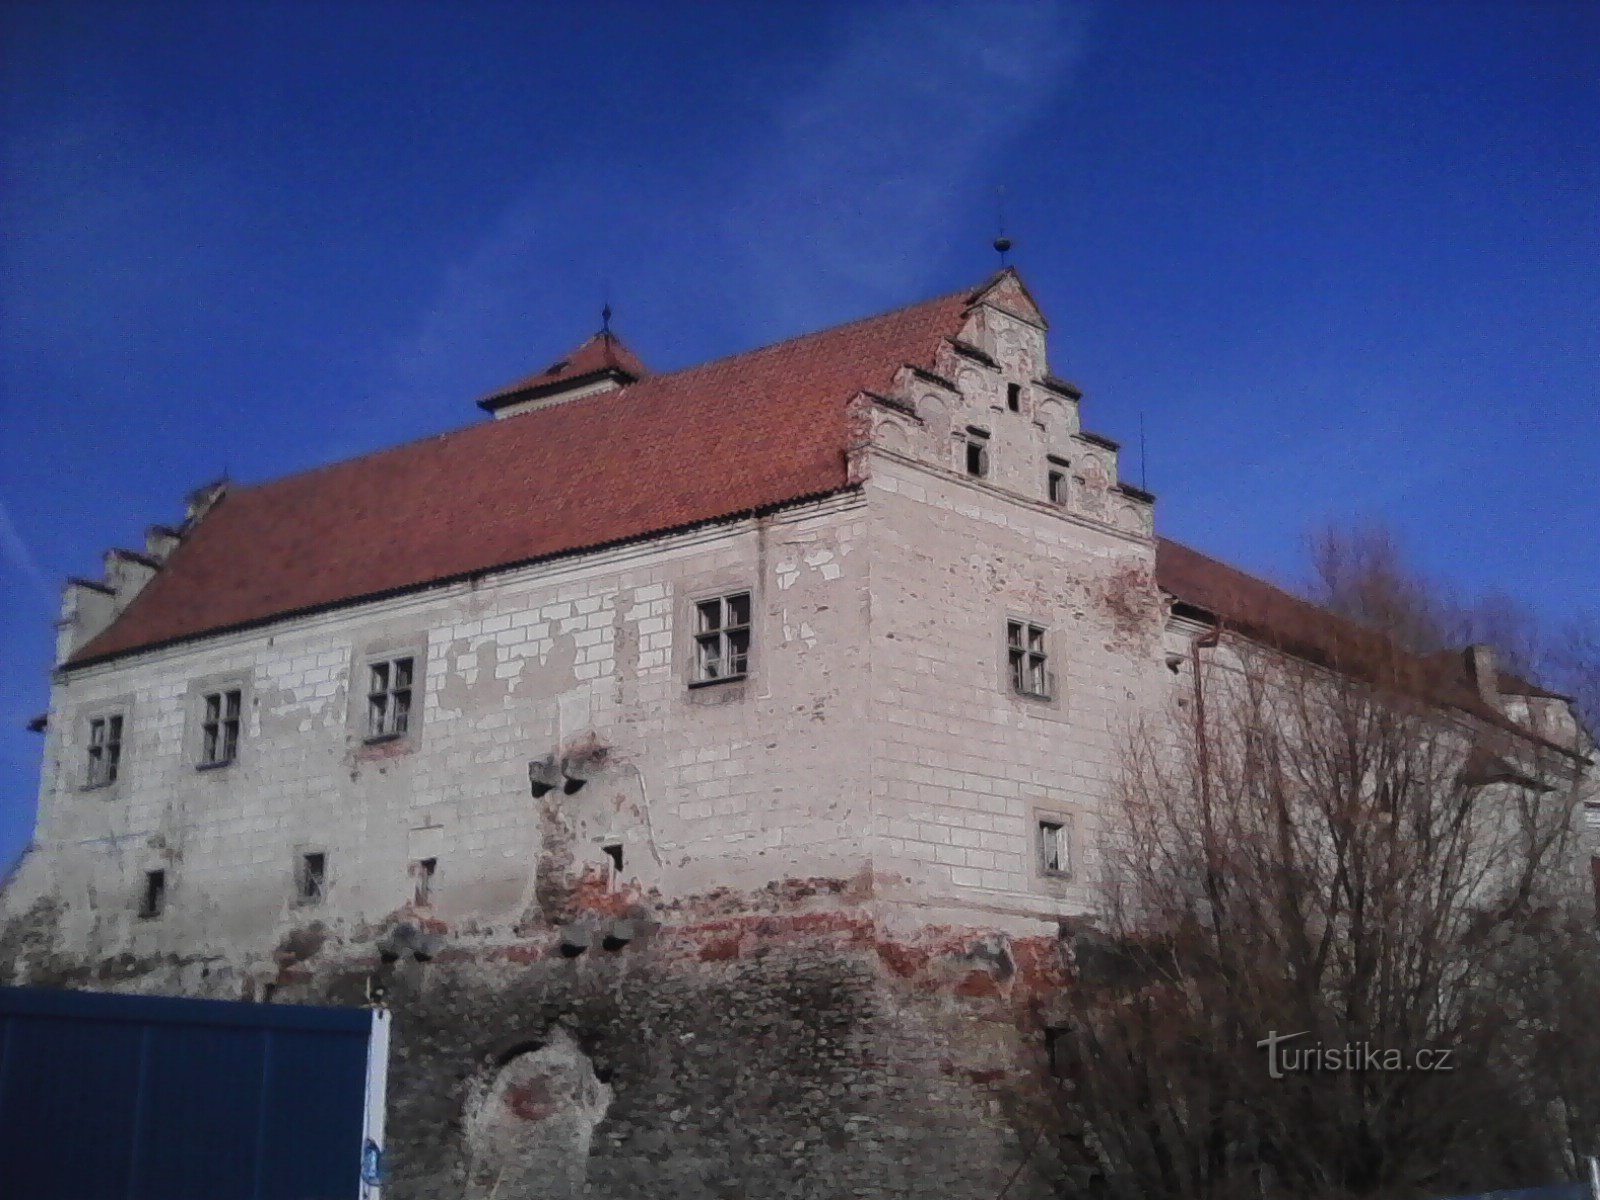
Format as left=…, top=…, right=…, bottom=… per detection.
left=3, top=270, right=1593, bottom=1199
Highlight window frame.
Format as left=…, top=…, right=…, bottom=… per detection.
left=964, top=427, right=991, bottom=479
left=365, top=655, right=416, bottom=742
left=347, top=636, right=429, bottom=752
left=1007, top=619, right=1053, bottom=700
left=296, top=850, right=328, bottom=906
left=689, top=590, right=753, bottom=688
left=1033, top=810, right=1074, bottom=883
left=82, top=708, right=127, bottom=790
left=1047, top=455, right=1071, bottom=506
left=198, top=687, right=243, bottom=768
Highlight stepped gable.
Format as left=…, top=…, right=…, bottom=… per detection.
left=71, top=282, right=986, bottom=665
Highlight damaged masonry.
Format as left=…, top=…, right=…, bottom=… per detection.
left=3, top=269, right=1595, bottom=1200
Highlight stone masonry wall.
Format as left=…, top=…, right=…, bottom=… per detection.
left=4, top=497, right=874, bottom=987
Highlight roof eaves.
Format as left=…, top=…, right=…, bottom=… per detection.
left=62, top=484, right=861, bottom=672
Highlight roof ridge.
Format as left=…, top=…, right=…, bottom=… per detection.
left=227, top=279, right=984, bottom=500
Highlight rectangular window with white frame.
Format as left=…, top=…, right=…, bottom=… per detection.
left=199, top=688, right=242, bottom=767
left=85, top=713, right=124, bottom=788
left=692, top=592, right=751, bottom=685
left=1007, top=620, right=1052, bottom=699
left=366, top=656, right=414, bottom=740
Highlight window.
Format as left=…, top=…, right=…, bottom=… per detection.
left=86, top=714, right=124, bottom=787
left=1008, top=620, right=1051, bottom=698
left=297, top=852, right=327, bottom=904
left=366, top=657, right=414, bottom=740
left=140, top=869, right=166, bottom=919
left=1007, top=382, right=1021, bottom=412
left=199, top=689, right=242, bottom=766
left=411, top=857, right=436, bottom=906
left=1048, top=469, right=1068, bottom=505
left=965, top=428, right=990, bottom=478
left=1038, top=819, right=1069, bottom=878
left=693, top=592, right=751, bottom=684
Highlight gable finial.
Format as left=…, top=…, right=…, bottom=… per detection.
left=993, top=185, right=1012, bottom=266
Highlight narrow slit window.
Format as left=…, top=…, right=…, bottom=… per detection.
left=603, top=843, right=624, bottom=874
left=86, top=713, right=124, bottom=787
left=140, top=869, right=166, bottom=919
left=200, top=688, right=242, bottom=766
left=298, top=852, right=327, bottom=904
left=1038, top=820, right=1069, bottom=877
left=693, top=593, right=751, bottom=684
left=1007, top=382, right=1021, bottom=412
left=367, top=657, right=414, bottom=739
left=1007, top=620, right=1051, bottom=698
left=965, top=429, right=990, bottom=479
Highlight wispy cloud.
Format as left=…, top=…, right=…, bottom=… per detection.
left=384, top=0, right=1091, bottom=410
left=729, top=0, right=1092, bottom=330
left=0, top=499, right=53, bottom=608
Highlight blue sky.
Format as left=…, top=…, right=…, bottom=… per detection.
left=1, top=1, right=1596, bottom=869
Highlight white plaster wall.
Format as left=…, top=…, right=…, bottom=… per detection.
left=863, top=451, right=1164, bottom=926
left=13, top=496, right=873, bottom=965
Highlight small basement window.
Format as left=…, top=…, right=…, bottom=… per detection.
left=140, top=869, right=166, bottom=919
left=297, top=852, right=327, bottom=904
left=1038, top=820, right=1069, bottom=878
left=199, top=688, right=242, bottom=766
left=1007, top=382, right=1021, bottom=412
left=1007, top=620, right=1051, bottom=699
left=694, top=593, right=751, bottom=684
left=965, top=429, right=990, bottom=479
left=86, top=713, right=124, bottom=787
left=412, top=857, right=436, bottom=906
left=367, top=657, right=414, bottom=740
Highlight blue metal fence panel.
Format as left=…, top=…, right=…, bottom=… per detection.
left=0, top=986, right=374, bottom=1200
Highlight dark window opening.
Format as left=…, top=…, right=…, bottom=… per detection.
left=1007, top=382, right=1021, bottom=412
left=1048, top=469, right=1068, bottom=505
left=965, top=431, right=990, bottom=479
left=413, top=856, right=437, bottom=906
left=694, top=593, right=752, bottom=684
left=200, top=688, right=242, bottom=766
left=603, top=843, right=624, bottom=873
left=140, top=869, right=166, bottom=919
left=1008, top=620, right=1051, bottom=698
left=86, top=713, right=124, bottom=787
left=298, top=852, right=327, bottom=904
left=367, top=657, right=414, bottom=740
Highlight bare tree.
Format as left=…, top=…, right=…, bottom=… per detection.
left=1051, top=534, right=1599, bottom=1200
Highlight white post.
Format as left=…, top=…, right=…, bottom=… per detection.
left=359, top=1009, right=391, bottom=1199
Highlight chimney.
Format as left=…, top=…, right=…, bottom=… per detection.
left=1466, top=644, right=1501, bottom=710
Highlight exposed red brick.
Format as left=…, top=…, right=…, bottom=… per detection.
left=504, top=1079, right=556, bottom=1122
left=955, top=970, right=1001, bottom=999
left=874, top=941, right=930, bottom=979
left=698, top=935, right=743, bottom=962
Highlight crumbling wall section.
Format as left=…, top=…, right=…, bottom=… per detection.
left=0, top=886, right=1074, bottom=1200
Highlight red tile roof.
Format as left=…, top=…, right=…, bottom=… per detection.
left=478, top=330, right=650, bottom=411
left=1155, top=538, right=1575, bottom=755
left=71, top=282, right=982, bottom=665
